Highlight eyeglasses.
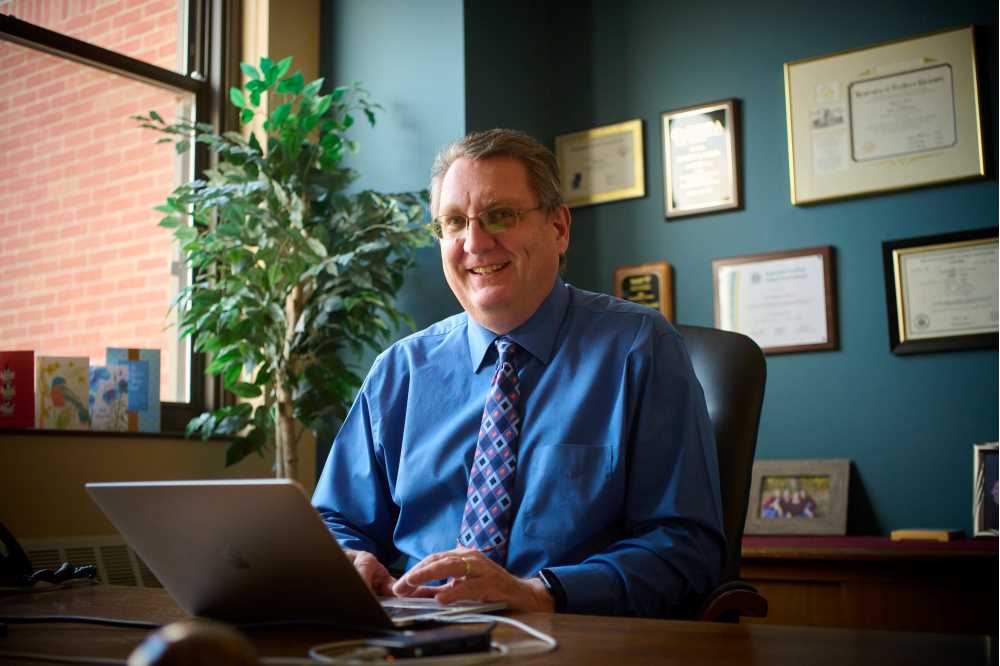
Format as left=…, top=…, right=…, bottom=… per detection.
left=430, top=206, right=545, bottom=240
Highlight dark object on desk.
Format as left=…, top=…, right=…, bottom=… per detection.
left=128, top=619, right=257, bottom=666
left=363, top=623, right=494, bottom=658
left=676, top=325, right=768, bottom=622
left=0, top=521, right=97, bottom=587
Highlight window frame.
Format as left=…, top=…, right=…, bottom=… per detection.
left=0, top=1, right=241, bottom=433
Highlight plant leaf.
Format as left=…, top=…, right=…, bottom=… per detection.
left=276, top=71, right=304, bottom=95
left=229, top=87, right=246, bottom=108
left=240, top=62, right=259, bottom=80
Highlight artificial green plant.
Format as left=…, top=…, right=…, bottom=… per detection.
left=135, top=56, right=431, bottom=478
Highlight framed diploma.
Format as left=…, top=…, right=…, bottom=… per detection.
left=713, top=246, right=838, bottom=355
left=882, top=228, right=998, bottom=355
left=661, top=99, right=740, bottom=219
left=614, top=261, right=674, bottom=321
left=784, top=26, right=984, bottom=205
left=555, top=119, right=645, bottom=208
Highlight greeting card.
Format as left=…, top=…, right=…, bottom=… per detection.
left=37, top=356, right=90, bottom=430
left=0, top=351, right=35, bottom=429
left=106, top=348, right=161, bottom=433
left=88, top=365, right=130, bottom=431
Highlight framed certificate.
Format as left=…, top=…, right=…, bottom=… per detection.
left=614, top=261, right=674, bottom=321
left=882, top=228, right=998, bottom=355
left=713, top=246, right=838, bottom=355
left=661, top=99, right=740, bottom=219
left=973, top=442, right=999, bottom=537
left=555, top=119, right=645, bottom=208
left=784, top=26, right=984, bottom=204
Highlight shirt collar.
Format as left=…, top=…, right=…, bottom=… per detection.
left=466, top=276, right=569, bottom=372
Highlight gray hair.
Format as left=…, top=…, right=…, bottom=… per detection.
left=430, top=129, right=563, bottom=213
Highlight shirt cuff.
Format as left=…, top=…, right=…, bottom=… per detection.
left=546, top=563, right=625, bottom=615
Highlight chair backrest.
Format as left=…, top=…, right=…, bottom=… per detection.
left=676, top=324, right=766, bottom=584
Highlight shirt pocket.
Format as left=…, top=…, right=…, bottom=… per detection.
left=519, top=443, right=616, bottom=545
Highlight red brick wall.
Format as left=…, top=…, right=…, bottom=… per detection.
left=0, top=0, right=186, bottom=401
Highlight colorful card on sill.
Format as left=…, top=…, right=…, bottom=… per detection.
left=106, top=347, right=161, bottom=433
left=0, top=351, right=35, bottom=429
left=37, top=356, right=91, bottom=430
left=89, top=365, right=130, bottom=431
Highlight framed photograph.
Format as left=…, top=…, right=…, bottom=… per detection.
left=712, top=246, right=838, bottom=354
left=973, top=442, right=998, bottom=538
left=745, top=459, right=851, bottom=536
left=882, top=228, right=998, bottom=355
left=555, top=119, right=645, bottom=208
left=784, top=25, right=984, bottom=205
left=661, top=99, right=740, bottom=219
left=614, top=261, right=674, bottom=321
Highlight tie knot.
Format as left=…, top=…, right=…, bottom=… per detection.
left=494, top=337, right=519, bottom=361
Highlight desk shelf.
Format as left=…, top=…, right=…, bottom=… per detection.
left=740, top=536, right=998, bottom=634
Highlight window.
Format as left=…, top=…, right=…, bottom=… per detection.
left=0, top=1, right=239, bottom=430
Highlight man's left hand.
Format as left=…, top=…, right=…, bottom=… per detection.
left=391, top=547, right=555, bottom=612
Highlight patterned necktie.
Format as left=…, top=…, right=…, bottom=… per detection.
left=458, top=337, right=522, bottom=563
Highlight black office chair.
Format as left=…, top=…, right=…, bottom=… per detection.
left=675, top=324, right=768, bottom=622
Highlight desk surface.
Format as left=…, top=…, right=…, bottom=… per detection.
left=0, top=585, right=992, bottom=666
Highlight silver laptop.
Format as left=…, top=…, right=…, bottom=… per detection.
left=85, top=479, right=504, bottom=628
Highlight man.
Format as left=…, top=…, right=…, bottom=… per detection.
left=312, top=129, right=725, bottom=617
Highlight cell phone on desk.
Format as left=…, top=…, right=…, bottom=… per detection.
left=363, top=622, right=495, bottom=658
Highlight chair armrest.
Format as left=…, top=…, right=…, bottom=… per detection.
left=697, top=579, right=768, bottom=622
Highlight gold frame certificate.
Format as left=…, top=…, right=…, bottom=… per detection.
left=555, top=119, right=645, bottom=208
left=661, top=99, right=740, bottom=218
left=784, top=26, right=984, bottom=204
left=882, top=228, right=998, bottom=355
left=713, top=246, right=838, bottom=355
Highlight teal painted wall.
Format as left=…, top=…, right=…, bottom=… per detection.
left=324, top=0, right=998, bottom=534
left=323, top=0, right=465, bottom=331
left=318, top=0, right=465, bottom=463
left=464, top=0, right=999, bottom=534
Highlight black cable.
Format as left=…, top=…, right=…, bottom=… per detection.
left=0, top=650, right=126, bottom=665
left=0, top=616, right=161, bottom=630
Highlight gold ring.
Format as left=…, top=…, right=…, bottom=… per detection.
left=462, top=557, right=471, bottom=578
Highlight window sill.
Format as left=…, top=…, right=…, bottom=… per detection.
left=0, top=427, right=232, bottom=442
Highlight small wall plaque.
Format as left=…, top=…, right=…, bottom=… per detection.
left=614, top=261, right=673, bottom=322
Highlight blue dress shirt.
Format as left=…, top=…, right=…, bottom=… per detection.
left=313, top=277, right=726, bottom=617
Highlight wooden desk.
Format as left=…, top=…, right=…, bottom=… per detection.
left=741, top=536, right=999, bottom=634
left=0, top=585, right=992, bottom=665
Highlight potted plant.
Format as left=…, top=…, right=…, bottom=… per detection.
left=135, top=56, right=431, bottom=479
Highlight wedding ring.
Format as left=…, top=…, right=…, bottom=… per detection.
left=462, top=557, right=471, bottom=578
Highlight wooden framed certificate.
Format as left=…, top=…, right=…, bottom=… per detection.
left=882, top=228, right=998, bottom=355
left=784, top=26, right=984, bottom=204
left=614, top=261, right=673, bottom=321
left=713, top=246, right=838, bottom=355
left=661, top=99, right=740, bottom=219
left=555, top=119, right=645, bottom=208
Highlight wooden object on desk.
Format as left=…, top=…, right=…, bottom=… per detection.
left=0, top=585, right=990, bottom=666
left=740, top=535, right=998, bottom=634
left=890, top=528, right=963, bottom=542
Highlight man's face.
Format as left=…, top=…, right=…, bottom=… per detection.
left=434, top=156, right=571, bottom=333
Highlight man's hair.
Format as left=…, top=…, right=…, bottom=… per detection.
left=430, top=129, right=564, bottom=213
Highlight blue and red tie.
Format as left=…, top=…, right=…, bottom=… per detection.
left=458, top=337, right=522, bottom=564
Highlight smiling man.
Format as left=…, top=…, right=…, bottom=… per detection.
left=312, top=129, right=725, bottom=617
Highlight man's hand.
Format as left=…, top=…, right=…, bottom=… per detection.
left=344, top=549, right=397, bottom=597
left=391, top=547, right=555, bottom=612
